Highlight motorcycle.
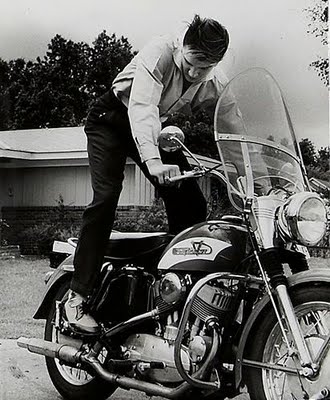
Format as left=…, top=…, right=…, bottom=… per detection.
left=18, top=68, right=330, bottom=400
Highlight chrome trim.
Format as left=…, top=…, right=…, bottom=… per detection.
left=278, top=192, right=327, bottom=246
left=242, top=358, right=297, bottom=374
left=214, top=133, right=302, bottom=164
left=252, top=196, right=285, bottom=248
left=276, top=284, right=313, bottom=371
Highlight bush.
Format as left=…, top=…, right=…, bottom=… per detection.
left=0, top=219, right=10, bottom=246
left=16, top=223, right=80, bottom=256
left=113, top=199, right=168, bottom=232
left=15, top=200, right=168, bottom=256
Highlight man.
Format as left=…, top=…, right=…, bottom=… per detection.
left=65, top=14, right=230, bottom=333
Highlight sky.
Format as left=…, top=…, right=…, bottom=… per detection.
left=0, top=0, right=329, bottom=149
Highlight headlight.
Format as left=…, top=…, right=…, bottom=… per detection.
left=278, top=192, right=327, bottom=246
left=160, top=273, right=187, bottom=305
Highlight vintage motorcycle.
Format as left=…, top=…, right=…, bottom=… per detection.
left=18, top=68, right=330, bottom=400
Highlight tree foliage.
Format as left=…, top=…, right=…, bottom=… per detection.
left=299, top=138, right=317, bottom=166
left=165, top=111, right=219, bottom=159
left=305, top=0, right=329, bottom=86
left=299, top=138, right=330, bottom=182
left=0, top=31, right=134, bottom=130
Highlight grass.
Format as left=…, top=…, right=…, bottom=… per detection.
left=0, top=256, right=49, bottom=339
left=0, top=256, right=329, bottom=340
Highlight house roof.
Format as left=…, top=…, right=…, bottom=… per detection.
left=0, top=127, right=87, bottom=160
left=0, top=126, right=220, bottom=168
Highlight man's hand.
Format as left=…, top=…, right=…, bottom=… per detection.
left=145, top=159, right=181, bottom=185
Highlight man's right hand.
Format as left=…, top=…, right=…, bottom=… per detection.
left=145, top=159, right=181, bottom=185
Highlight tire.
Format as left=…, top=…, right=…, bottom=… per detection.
left=44, top=279, right=117, bottom=400
left=243, top=284, right=330, bottom=400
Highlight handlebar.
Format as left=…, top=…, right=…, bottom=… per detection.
left=164, top=168, right=206, bottom=184
left=164, top=166, right=245, bottom=200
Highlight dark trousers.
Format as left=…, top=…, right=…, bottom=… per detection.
left=71, top=90, right=207, bottom=297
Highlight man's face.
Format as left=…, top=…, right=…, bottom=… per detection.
left=181, top=45, right=218, bottom=83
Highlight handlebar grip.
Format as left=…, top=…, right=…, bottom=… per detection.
left=165, top=170, right=197, bottom=184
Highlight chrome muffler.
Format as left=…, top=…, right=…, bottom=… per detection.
left=17, top=337, right=81, bottom=363
left=16, top=337, right=194, bottom=398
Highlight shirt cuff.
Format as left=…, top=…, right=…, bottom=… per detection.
left=136, top=141, right=161, bottom=163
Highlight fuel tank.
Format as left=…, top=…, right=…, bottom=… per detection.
left=158, top=219, right=248, bottom=273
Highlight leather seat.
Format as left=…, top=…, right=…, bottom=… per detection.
left=104, top=232, right=173, bottom=264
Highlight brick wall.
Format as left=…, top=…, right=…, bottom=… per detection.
left=1, top=205, right=149, bottom=254
left=2, top=206, right=84, bottom=232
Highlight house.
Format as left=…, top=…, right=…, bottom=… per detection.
left=0, top=126, right=153, bottom=208
left=0, top=127, right=215, bottom=238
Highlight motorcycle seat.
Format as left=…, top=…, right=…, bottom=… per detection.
left=104, top=231, right=174, bottom=263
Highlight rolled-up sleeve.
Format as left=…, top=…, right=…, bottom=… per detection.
left=128, top=40, right=169, bottom=162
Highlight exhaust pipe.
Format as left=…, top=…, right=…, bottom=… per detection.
left=16, top=337, right=194, bottom=398
left=17, top=337, right=81, bottom=364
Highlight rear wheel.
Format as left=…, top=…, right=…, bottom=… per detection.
left=244, top=285, right=330, bottom=400
left=44, top=280, right=117, bottom=400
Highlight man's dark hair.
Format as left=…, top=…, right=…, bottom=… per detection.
left=183, top=14, right=229, bottom=63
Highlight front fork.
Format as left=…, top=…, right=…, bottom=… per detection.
left=255, top=250, right=316, bottom=376
left=275, top=284, right=316, bottom=376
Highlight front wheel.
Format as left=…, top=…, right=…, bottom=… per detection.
left=44, top=280, right=117, bottom=400
left=243, top=285, right=330, bottom=400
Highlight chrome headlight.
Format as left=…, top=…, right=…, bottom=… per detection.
left=160, top=273, right=187, bottom=305
left=278, top=192, right=327, bottom=246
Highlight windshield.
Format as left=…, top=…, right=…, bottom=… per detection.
left=214, top=68, right=308, bottom=210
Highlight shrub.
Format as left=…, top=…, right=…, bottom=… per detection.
left=0, top=219, right=10, bottom=246
left=15, top=200, right=168, bottom=256
left=113, top=199, right=168, bottom=232
left=16, top=223, right=80, bottom=256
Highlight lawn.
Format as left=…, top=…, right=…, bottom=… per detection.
left=0, top=255, right=329, bottom=339
left=0, top=256, right=49, bottom=339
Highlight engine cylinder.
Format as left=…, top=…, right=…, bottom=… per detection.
left=191, top=283, right=236, bottom=322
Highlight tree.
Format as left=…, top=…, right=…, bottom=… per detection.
left=305, top=0, right=329, bottom=86
left=165, top=111, right=219, bottom=159
left=9, top=35, right=93, bottom=129
left=0, top=31, right=135, bottom=130
left=86, top=31, right=135, bottom=101
left=299, top=138, right=317, bottom=166
left=299, top=138, right=330, bottom=181
left=0, top=58, right=10, bottom=129
left=318, top=146, right=330, bottom=172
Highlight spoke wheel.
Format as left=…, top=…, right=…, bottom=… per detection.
left=44, top=280, right=117, bottom=400
left=244, top=285, right=330, bottom=400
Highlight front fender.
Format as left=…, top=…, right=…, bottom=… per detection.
left=33, top=255, right=74, bottom=320
left=235, top=268, right=330, bottom=388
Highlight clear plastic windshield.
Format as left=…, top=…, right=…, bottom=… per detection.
left=214, top=68, right=307, bottom=210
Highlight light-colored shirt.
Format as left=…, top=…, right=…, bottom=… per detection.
left=112, top=33, right=229, bottom=162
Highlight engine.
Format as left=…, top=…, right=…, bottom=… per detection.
left=122, top=272, right=241, bottom=383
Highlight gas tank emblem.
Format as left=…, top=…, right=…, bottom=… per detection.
left=172, top=240, right=212, bottom=256
left=158, top=237, right=231, bottom=270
